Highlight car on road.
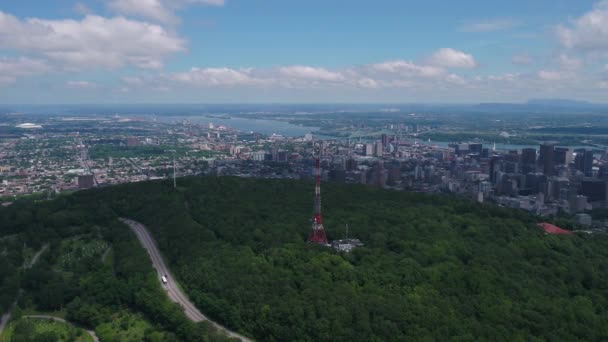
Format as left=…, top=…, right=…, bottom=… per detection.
left=161, top=275, right=168, bottom=284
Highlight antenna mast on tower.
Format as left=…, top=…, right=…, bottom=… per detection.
left=308, top=144, right=328, bottom=245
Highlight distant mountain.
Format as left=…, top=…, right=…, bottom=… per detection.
left=475, top=99, right=608, bottom=114
left=526, top=99, right=594, bottom=107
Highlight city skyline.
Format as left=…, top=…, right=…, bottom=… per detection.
left=1, top=0, right=608, bottom=103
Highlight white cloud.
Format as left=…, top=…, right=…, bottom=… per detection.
left=558, top=54, right=583, bottom=70
left=170, top=67, right=266, bottom=86
left=460, top=19, right=518, bottom=32
left=108, top=0, right=224, bottom=24
left=355, top=78, right=379, bottom=89
left=512, top=54, right=533, bottom=65
left=0, top=11, right=185, bottom=70
left=599, top=80, right=608, bottom=89
left=155, top=59, right=473, bottom=91
left=370, top=60, right=444, bottom=78
left=109, top=0, right=177, bottom=25
left=485, top=73, right=520, bottom=82
left=557, top=1, right=608, bottom=52
left=66, top=81, right=97, bottom=89
left=428, top=48, right=477, bottom=68
left=121, top=76, right=147, bottom=86
left=0, top=57, right=50, bottom=85
left=446, top=74, right=466, bottom=85
left=537, top=70, right=563, bottom=81
left=278, top=66, right=344, bottom=81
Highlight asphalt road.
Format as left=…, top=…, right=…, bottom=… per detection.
left=120, top=218, right=251, bottom=342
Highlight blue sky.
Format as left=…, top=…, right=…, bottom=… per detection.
left=0, top=0, right=607, bottom=103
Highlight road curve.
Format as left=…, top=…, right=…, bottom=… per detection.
left=119, top=218, right=252, bottom=342
left=22, top=315, right=99, bottom=342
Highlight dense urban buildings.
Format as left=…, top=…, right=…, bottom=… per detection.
left=1, top=110, right=608, bottom=235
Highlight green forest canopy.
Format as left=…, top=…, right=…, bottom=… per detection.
left=2, top=176, right=608, bottom=341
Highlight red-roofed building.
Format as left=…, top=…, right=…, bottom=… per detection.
left=537, top=223, right=573, bottom=235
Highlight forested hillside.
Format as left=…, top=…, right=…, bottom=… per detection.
left=83, top=176, right=608, bottom=341
left=2, top=176, right=608, bottom=341
left=0, top=187, right=238, bottom=341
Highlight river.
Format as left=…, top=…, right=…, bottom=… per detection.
left=148, top=115, right=318, bottom=137
left=419, top=140, right=606, bottom=151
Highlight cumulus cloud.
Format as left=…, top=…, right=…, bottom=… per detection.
left=109, top=0, right=177, bottom=25
left=428, top=48, right=477, bottom=68
left=87, top=56, right=608, bottom=102
left=0, top=11, right=185, bottom=70
left=557, top=1, right=608, bottom=52
left=66, top=81, right=97, bottom=89
left=484, top=73, right=520, bottom=82
left=156, top=59, right=471, bottom=91
left=0, top=57, right=50, bottom=85
left=355, top=78, right=380, bottom=89
left=370, top=60, right=444, bottom=78
left=558, top=54, right=583, bottom=70
left=108, top=0, right=224, bottom=24
left=446, top=74, right=466, bottom=85
left=460, top=19, right=518, bottom=32
left=121, top=76, right=147, bottom=87
left=278, top=66, right=344, bottom=81
left=537, top=70, right=563, bottom=81
left=157, top=61, right=463, bottom=90
left=170, top=67, right=266, bottom=86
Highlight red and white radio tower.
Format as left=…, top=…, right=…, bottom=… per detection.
left=308, top=157, right=328, bottom=244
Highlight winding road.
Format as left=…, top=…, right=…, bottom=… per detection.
left=119, top=218, right=251, bottom=342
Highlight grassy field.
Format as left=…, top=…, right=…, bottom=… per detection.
left=0, top=318, right=93, bottom=342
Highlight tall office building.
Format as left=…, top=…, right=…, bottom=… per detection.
left=521, top=147, right=537, bottom=174
left=554, top=147, right=572, bottom=165
left=374, top=141, right=383, bottom=157
left=381, top=134, right=389, bottom=147
left=364, top=143, right=374, bottom=156
left=521, top=148, right=537, bottom=165
left=489, top=156, right=502, bottom=183
left=539, top=142, right=556, bottom=176
left=575, top=150, right=594, bottom=177
left=584, top=150, right=594, bottom=177
left=469, top=143, right=483, bottom=157
left=581, top=179, right=607, bottom=203
left=481, top=148, right=490, bottom=159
